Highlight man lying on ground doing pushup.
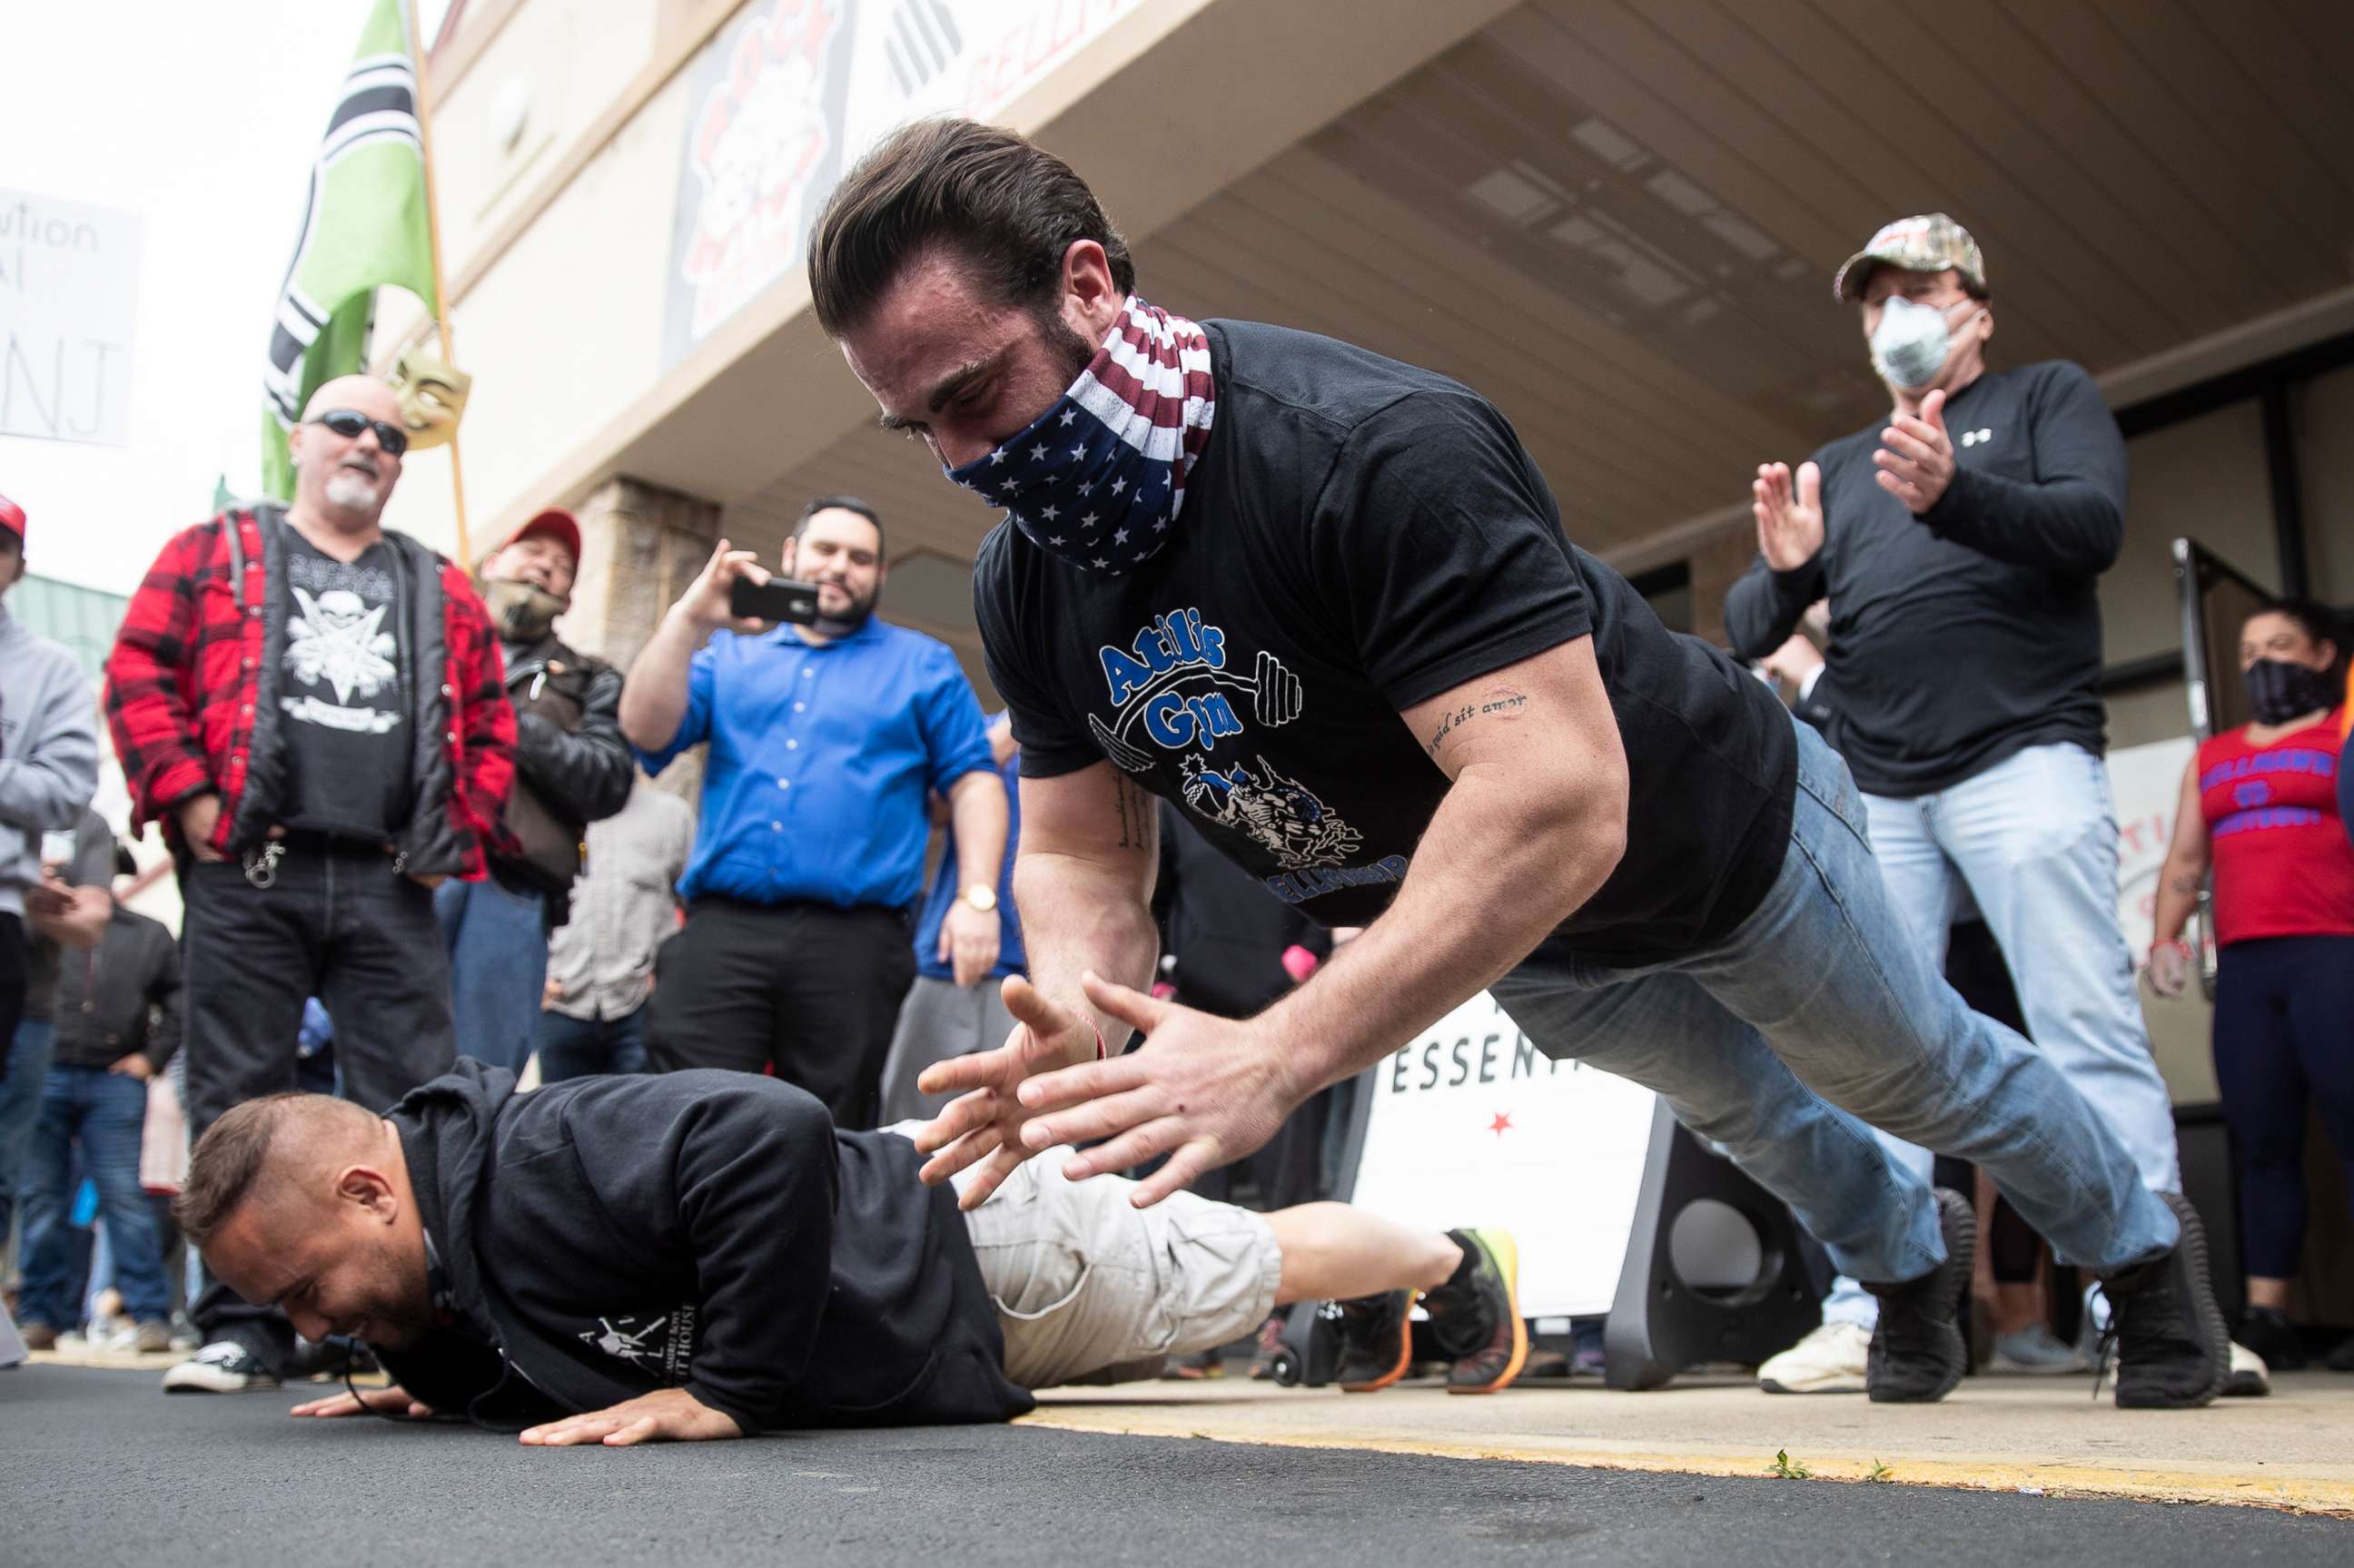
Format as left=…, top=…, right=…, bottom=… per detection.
left=174, top=981, right=1522, bottom=1445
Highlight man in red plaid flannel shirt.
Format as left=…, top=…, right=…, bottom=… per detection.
left=104, top=375, right=516, bottom=1395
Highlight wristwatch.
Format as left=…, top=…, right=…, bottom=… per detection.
left=961, top=884, right=998, bottom=913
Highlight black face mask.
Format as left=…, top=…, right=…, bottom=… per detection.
left=2243, top=657, right=2336, bottom=725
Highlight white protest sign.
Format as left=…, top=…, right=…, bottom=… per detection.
left=1349, top=991, right=1656, bottom=1318
left=0, top=190, right=142, bottom=447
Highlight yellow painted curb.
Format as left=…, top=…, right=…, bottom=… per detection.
left=1018, top=1408, right=2354, bottom=1518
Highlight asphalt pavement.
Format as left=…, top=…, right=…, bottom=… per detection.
left=5, top=1365, right=2350, bottom=1567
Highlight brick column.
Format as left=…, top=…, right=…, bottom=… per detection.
left=560, top=476, right=720, bottom=807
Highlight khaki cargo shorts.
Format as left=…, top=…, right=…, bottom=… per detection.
left=890, top=1126, right=1281, bottom=1389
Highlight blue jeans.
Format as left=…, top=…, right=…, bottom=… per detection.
left=535, top=1006, right=648, bottom=1082
left=1812, top=743, right=2182, bottom=1328
left=1489, top=718, right=2178, bottom=1287
left=435, top=877, right=551, bottom=1077
left=0, top=1017, right=57, bottom=1250
left=16, top=1064, right=170, bottom=1326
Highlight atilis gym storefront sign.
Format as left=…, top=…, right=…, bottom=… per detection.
left=661, top=0, right=1145, bottom=366
left=0, top=189, right=143, bottom=447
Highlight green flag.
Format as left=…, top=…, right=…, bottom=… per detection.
left=212, top=473, right=237, bottom=515
left=260, top=0, right=436, bottom=500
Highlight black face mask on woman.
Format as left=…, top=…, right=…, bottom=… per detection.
left=2243, top=657, right=2337, bottom=725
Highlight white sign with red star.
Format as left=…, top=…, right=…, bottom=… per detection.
left=1347, top=991, right=1657, bottom=1318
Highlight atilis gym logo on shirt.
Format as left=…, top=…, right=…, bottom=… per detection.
left=1090, top=605, right=1393, bottom=892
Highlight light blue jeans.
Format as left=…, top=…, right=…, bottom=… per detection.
left=1816, top=743, right=2181, bottom=1329
left=434, top=877, right=551, bottom=1077
left=1489, top=718, right=2178, bottom=1288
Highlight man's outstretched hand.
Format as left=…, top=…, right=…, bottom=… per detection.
left=290, top=1384, right=433, bottom=1419
left=519, top=1388, right=743, bottom=1447
left=913, top=975, right=1099, bottom=1209
left=1012, top=972, right=1301, bottom=1209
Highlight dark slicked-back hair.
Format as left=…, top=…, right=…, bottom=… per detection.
left=807, top=118, right=1134, bottom=338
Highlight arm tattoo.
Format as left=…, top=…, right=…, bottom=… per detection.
left=1426, top=686, right=1533, bottom=758
left=1112, top=774, right=1153, bottom=852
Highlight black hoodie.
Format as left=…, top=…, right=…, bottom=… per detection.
left=375, top=1062, right=1032, bottom=1435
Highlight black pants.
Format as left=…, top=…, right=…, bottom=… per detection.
left=646, top=898, right=915, bottom=1130
left=181, top=841, right=457, bottom=1369
left=0, top=911, right=24, bottom=1077
left=2214, top=934, right=2354, bottom=1280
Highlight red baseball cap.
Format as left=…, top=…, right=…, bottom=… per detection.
left=499, top=507, right=580, bottom=564
left=0, top=493, right=24, bottom=546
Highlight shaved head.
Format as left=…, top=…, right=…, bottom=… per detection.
left=175, top=1093, right=383, bottom=1247
left=302, top=374, right=401, bottom=423
left=177, top=1093, right=435, bottom=1348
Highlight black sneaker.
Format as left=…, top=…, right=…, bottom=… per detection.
left=163, top=1341, right=281, bottom=1394
left=2100, top=1191, right=2228, bottom=1410
left=1861, top=1188, right=1976, bottom=1404
left=2234, top=1305, right=2306, bottom=1371
left=1331, top=1288, right=1415, bottom=1393
left=1423, top=1228, right=1528, bottom=1395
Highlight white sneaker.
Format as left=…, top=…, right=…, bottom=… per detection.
left=2223, top=1341, right=2270, bottom=1398
left=162, top=1341, right=281, bottom=1394
left=1990, top=1323, right=2090, bottom=1376
left=1758, top=1320, right=1873, bottom=1395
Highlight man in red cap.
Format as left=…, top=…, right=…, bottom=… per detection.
left=435, top=508, right=632, bottom=1078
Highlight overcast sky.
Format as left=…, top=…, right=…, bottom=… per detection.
left=1, top=0, right=450, bottom=597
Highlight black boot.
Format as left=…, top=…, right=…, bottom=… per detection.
left=1861, top=1188, right=1976, bottom=1404
left=2100, top=1192, right=2229, bottom=1409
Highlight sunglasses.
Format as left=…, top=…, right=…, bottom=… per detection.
left=308, top=409, right=410, bottom=457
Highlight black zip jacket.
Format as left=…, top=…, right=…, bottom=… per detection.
left=375, top=1062, right=1031, bottom=1435
left=52, top=904, right=181, bottom=1072
left=494, top=630, right=633, bottom=916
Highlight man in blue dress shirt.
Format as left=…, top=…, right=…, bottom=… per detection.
left=618, top=497, right=1008, bottom=1128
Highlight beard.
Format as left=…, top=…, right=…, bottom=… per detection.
left=813, top=580, right=879, bottom=636
left=1036, top=305, right=1099, bottom=385
left=322, top=468, right=385, bottom=511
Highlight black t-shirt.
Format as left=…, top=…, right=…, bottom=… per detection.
left=1723, top=360, right=2126, bottom=798
left=277, top=531, right=414, bottom=839
left=975, top=320, right=1797, bottom=959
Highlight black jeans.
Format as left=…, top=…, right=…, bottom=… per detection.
left=181, top=839, right=457, bottom=1370
left=0, top=911, right=25, bottom=1077
left=645, top=898, right=915, bottom=1130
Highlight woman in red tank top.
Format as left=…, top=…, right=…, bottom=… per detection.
left=2149, top=599, right=2354, bottom=1372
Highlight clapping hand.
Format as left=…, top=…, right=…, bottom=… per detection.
left=1874, top=387, right=1956, bottom=514
left=1753, top=461, right=1825, bottom=571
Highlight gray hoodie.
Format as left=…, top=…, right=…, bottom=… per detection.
left=0, top=603, right=99, bottom=916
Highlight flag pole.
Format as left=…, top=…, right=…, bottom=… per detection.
left=404, top=0, right=470, bottom=565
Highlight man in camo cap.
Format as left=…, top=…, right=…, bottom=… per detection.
left=1724, top=214, right=2203, bottom=1395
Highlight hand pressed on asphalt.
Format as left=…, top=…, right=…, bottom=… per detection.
left=290, top=1384, right=434, bottom=1419
left=519, top=1388, right=742, bottom=1447
left=1013, top=972, right=1299, bottom=1209
left=914, top=975, right=1100, bottom=1209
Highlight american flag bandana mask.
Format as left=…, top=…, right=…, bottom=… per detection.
left=944, top=295, right=1215, bottom=575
